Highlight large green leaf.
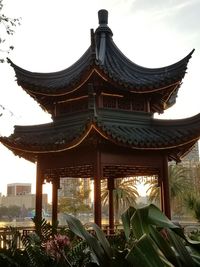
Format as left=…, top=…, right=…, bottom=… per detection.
left=90, top=222, right=113, bottom=259
left=191, top=254, right=200, bottom=266
left=121, top=206, right=136, bottom=240
left=122, top=204, right=183, bottom=241
left=185, top=243, right=200, bottom=265
left=130, top=205, right=150, bottom=239
left=149, top=225, right=182, bottom=267
left=126, top=234, right=174, bottom=267
left=148, top=204, right=180, bottom=229
left=65, top=214, right=109, bottom=266
left=142, top=204, right=185, bottom=239
left=111, top=250, right=130, bottom=267
left=167, top=229, right=196, bottom=267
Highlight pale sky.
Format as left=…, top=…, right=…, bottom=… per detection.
left=0, top=0, right=199, bottom=198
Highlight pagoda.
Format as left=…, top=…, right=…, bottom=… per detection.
left=1, top=10, right=200, bottom=230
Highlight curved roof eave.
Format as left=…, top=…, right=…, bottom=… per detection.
left=7, top=47, right=95, bottom=93
left=0, top=124, right=199, bottom=156
left=98, top=37, right=194, bottom=92
left=7, top=31, right=194, bottom=96
left=1, top=112, right=200, bottom=156
left=7, top=48, right=194, bottom=91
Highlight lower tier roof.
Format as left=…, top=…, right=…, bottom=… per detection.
left=1, top=109, right=200, bottom=162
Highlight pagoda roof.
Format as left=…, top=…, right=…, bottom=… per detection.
left=1, top=109, right=200, bottom=163
left=7, top=10, right=194, bottom=113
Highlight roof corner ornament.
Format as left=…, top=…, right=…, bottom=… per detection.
left=98, top=9, right=108, bottom=26
left=90, top=29, right=96, bottom=61
left=95, top=9, right=110, bottom=65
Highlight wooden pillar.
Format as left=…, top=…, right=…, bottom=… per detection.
left=52, top=178, right=59, bottom=225
left=107, top=178, right=114, bottom=234
left=94, top=150, right=102, bottom=227
left=162, top=156, right=171, bottom=219
left=159, top=174, right=164, bottom=212
left=36, top=158, right=43, bottom=222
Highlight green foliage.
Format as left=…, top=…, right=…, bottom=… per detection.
left=1, top=205, right=200, bottom=266
left=101, top=177, right=139, bottom=223
left=66, top=204, right=200, bottom=267
left=32, top=216, right=57, bottom=241
left=188, top=229, right=200, bottom=242
left=169, top=165, right=191, bottom=199
left=146, top=165, right=191, bottom=216
left=67, top=240, right=92, bottom=267
left=21, top=217, right=54, bottom=267
left=185, top=193, right=200, bottom=221
left=185, top=193, right=196, bottom=210
left=21, top=217, right=83, bottom=266
left=145, top=176, right=160, bottom=203
left=0, top=205, right=21, bottom=219
left=194, top=201, right=200, bottom=222
left=58, top=179, right=91, bottom=216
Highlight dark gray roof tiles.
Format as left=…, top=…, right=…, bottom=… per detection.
left=7, top=47, right=93, bottom=92
left=7, top=10, right=194, bottom=95
left=1, top=110, right=200, bottom=157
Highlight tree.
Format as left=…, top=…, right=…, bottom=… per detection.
left=146, top=164, right=191, bottom=216
left=58, top=179, right=91, bottom=216
left=184, top=163, right=200, bottom=221
left=101, top=177, right=139, bottom=224
left=0, top=205, right=21, bottom=219
left=169, top=164, right=190, bottom=198
left=0, top=205, right=8, bottom=219
left=145, top=176, right=160, bottom=204
left=0, top=0, right=20, bottom=63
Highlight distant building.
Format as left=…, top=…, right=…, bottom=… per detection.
left=59, top=178, right=81, bottom=198
left=182, top=142, right=199, bottom=163
left=7, top=183, right=31, bottom=196
left=0, top=183, right=48, bottom=210
left=0, top=194, right=48, bottom=210
left=169, top=142, right=199, bottom=167
left=59, top=177, right=92, bottom=206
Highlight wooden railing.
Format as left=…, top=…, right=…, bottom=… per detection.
left=0, top=224, right=120, bottom=249
left=1, top=223, right=198, bottom=250
left=0, top=227, right=35, bottom=249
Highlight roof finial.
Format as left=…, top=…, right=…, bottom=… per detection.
left=98, top=9, right=108, bottom=26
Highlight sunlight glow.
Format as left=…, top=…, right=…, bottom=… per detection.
left=136, top=182, right=149, bottom=197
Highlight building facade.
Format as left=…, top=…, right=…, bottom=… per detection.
left=0, top=183, right=48, bottom=210
left=7, top=183, right=31, bottom=196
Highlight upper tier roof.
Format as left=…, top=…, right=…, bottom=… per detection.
left=8, top=9, right=194, bottom=113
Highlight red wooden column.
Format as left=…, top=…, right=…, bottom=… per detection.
left=162, top=156, right=171, bottom=219
left=94, top=150, right=102, bottom=227
left=159, top=174, right=164, bottom=212
left=52, top=177, right=60, bottom=225
left=36, top=158, right=43, bottom=221
left=107, top=178, right=114, bottom=234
